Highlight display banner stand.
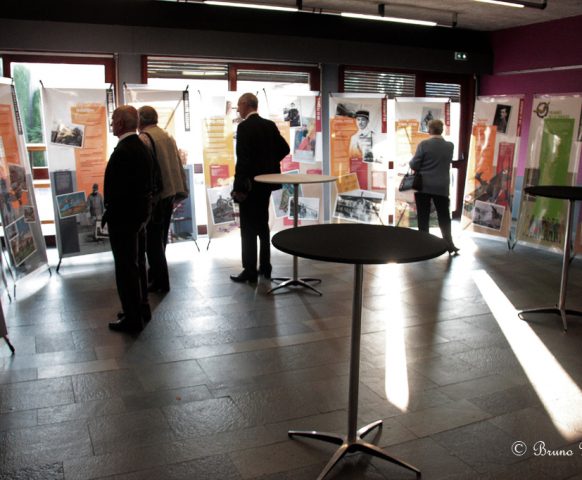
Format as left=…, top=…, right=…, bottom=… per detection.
left=515, top=94, right=582, bottom=253
left=41, top=84, right=115, bottom=271
left=329, top=93, right=390, bottom=226
left=393, top=97, right=460, bottom=229
left=0, top=78, right=49, bottom=288
left=462, top=96, right=523, bottom=250
left=125, top=84, right=199, bottom=251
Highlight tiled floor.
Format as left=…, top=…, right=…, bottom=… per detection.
left=1, top=228, right=582, bottom=479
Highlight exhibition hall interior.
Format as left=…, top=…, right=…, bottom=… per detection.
left=2, top=0, right=582, bottom=478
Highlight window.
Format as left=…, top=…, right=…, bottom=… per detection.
left=426, top=82, right=461, bottom=102
left=342, top=68, right=416, bottom=97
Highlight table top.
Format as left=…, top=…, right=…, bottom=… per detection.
left=272, top=224, right=448, bottom=265
left=255, top=173, right=337, bottom=185
left=525, top=185, right=582, bottom=201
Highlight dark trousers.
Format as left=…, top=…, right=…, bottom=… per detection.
left=238, top=188, right=271, bottom=275
left=146, top=196, right=173, bottom=290
left=414, top=192, right=454, bottom=247
left=161, top=195, right=175, bottom=249
left=109, top=222, right=146, bottom=324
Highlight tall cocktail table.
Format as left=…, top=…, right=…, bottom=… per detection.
left=518, top=185, right=582, bottom=331
left=272, top=224, right=447, bottom=480
left=255, top=173, right=337, bottom=295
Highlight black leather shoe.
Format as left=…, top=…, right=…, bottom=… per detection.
left=117, top=304, right=152, bottom=323
left=147, top=284, right=169, bottom=293
left=108, top=318, right=143, bottom=333
left=230, top=272, right=258, bottom=283
left=259, top=268, right=272, bottom=279
left=448, top=246, right=460, bottom=256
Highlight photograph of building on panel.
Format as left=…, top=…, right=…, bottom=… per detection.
left=50, top=122, right=85, bottom=147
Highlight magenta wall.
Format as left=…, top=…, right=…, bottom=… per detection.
left=480, top=15, right=582, bottom=179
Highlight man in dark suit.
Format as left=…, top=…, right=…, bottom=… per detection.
left=230, top=93, right=290, bottom=283
left=103, top=106, right=154, bottom=333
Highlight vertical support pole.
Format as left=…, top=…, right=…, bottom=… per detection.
left=347, top=264, right=363, bottom=442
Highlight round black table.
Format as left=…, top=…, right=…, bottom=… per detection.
left=255, top=173, right=337, bottom=296
left=272, top=224, right=448, bottom=480
left=519, top=185, right=582, bottom=331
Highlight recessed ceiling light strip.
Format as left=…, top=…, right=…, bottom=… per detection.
left=340, top=12, right=437, bottom=27
left=204, top=1, right=298, bottom=12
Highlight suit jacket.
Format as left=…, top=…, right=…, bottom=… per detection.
left=104, top=134, right=154, bottom=226
left=234, top=113, right=290, bottom=194
left=409, top=136, right=454, bottom=198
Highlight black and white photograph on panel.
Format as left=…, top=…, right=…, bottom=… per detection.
left=419, top=107, right=443, bottom=133
left=472, top=199, right=505, bottom=231
left=333, top=189, right=384, bottom=224
left=493, top=104, right=512, bottom=134
left=50, top=121, right=85, bottom=147
left=284, top=102, right=301, bottom=127
left=208, top=185, right=235, bottom=225
left=288, top=197, right=319, bottom=221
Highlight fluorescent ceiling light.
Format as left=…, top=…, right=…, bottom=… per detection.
left=474, top=0, right=524, bottom=7
left=204, top=1, right=298, bottom=12
left=341, top=12, right=437, bottom=27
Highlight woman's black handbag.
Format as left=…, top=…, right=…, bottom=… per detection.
left=399, top=170, right=422, bottom=192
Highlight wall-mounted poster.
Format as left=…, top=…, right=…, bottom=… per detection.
left=0, top=78, right=48, bottom=280
left=462, top=96, right=523, bottom=240
left=517, top=94, right=582, bottom=250
left=393, top=98, right=460, bottom=228
left=329, top=94, right=388, bottom=224
left=41, top=85, right=115, bottom=258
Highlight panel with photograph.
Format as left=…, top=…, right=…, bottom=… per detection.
left=333, top=189, right=384, bottom=224
left=207, top=185, right=235, bottom=225
left=288, top=197, right=319, bottom=221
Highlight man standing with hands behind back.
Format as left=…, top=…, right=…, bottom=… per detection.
left=138, top=106, right=189, bottom=293
left=103, top=106, right=154, bottom=333
left=230, top=93, right=290, bottom=283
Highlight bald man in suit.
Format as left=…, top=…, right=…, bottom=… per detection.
left=230, top=93, right=290, bottom=283
left=103, top=105, right=154, bottom=333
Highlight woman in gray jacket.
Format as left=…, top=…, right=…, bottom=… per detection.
left=409, top=119, right=459, bottom=255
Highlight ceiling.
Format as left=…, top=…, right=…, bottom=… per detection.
left=199, top=0, right=582, bottom=31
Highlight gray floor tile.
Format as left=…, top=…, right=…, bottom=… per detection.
left=1, top=237, right=581, bottom=479
left=88, top=408, right=175, bottom=455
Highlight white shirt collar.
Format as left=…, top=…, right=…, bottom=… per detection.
left=117, top=131, right=137, bottom=142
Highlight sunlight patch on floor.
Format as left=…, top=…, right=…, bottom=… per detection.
left=382, top=264, right=410, bottom=412
left=473, top=269, right=582, bottom=441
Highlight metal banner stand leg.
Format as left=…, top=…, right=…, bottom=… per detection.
left=518, top=198, right=582, bottom=331
left=288, top=265, right=420, bottom=479
left=56, top=256, right=63, bottom=274
left=3, top=336, right=15, bottom=354
left=269, top=185, right=322, bottom=295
